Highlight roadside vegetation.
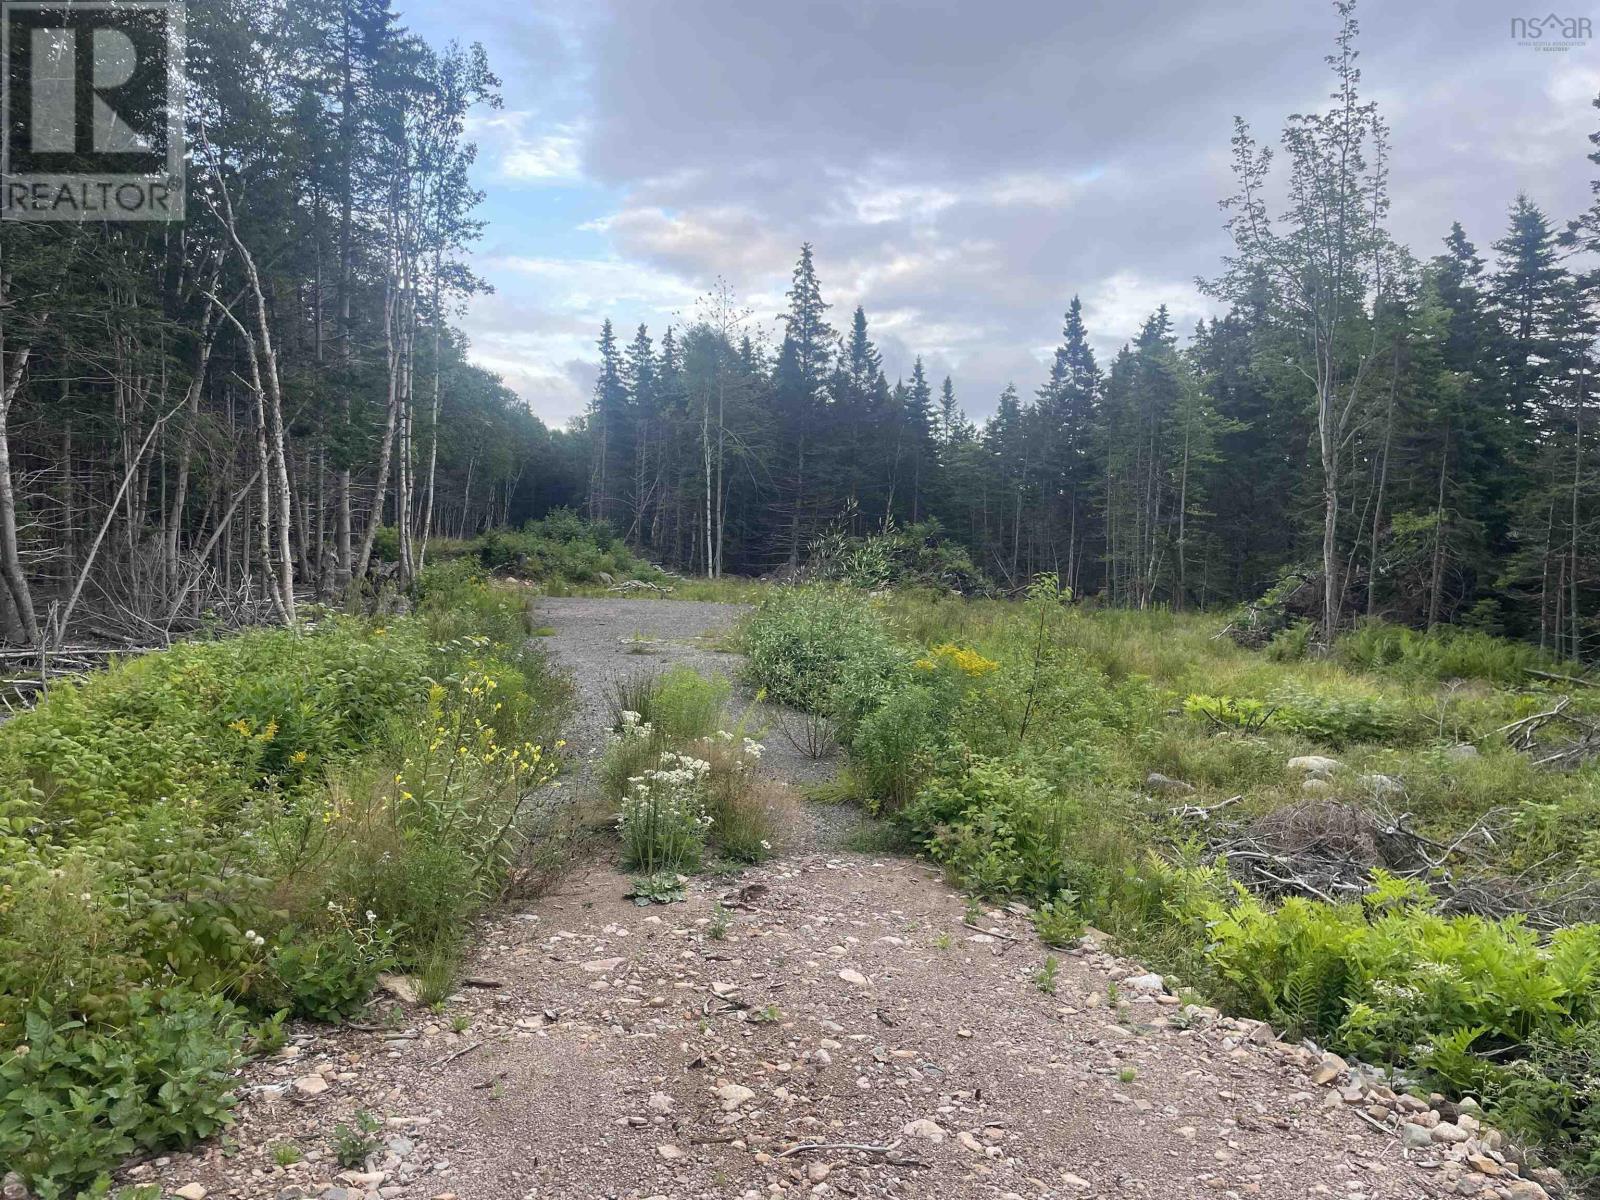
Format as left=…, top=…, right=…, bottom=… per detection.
left=598, top=665, right=794, bottom=897
left=741, top=580, right=1600, bottom=1183
left=0, top=566, right=572, bottom=1197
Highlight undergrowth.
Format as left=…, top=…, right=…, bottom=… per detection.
left=0, top=563, right=572, bottom=1196
left=738, top=581, right=1600, bottom=1183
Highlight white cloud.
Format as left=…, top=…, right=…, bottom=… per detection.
left=468, top=111, right=586, bottom=183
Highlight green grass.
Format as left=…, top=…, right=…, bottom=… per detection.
left=735, top=580, right=1600, bottom=1184
left=0, top=571, right=573, bottom=1197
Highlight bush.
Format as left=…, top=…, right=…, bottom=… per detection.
left=0, top=990, right=245, bottom=1199
left=741, top=587, right=908, bottom=720
left=803, top=520, right=991, bottom=595
left=0, top=576, right=572, bottom=1193
left=465, top=509, right=665, bottom=588
left=901, top=761, right=1078, bottom=900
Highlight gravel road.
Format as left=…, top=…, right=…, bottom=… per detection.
left=533, top=596, right=863, bottom=851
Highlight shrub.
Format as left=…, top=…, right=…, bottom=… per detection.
left=0, top=990, right=245, bottom=1200
left=901, top=760, right=1077, bottom=900
left=741, top=587, right=907, bottom=719
left=803, top=520, right=991, bottom=595
left=465, top=509, right=665, bottom=587
left=849, top=684, right=948, bottom=813
left=0, top=575, right=572, bottom=1193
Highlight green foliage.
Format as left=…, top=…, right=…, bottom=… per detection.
left=902, top=761, right=1078, bottom=900
left=1165, top=861, right=1600, bottom=1074
left=649, top=667, right=731, bottom=742
left=0, top=576, right=571, bottom=1193
left=1183, top=693, right=1274, bottom=733
left=804, top=520, right=991, bottom=595
left=1336, top=620, right=1557, bottom=684
left=263, top=913, right=395, bottom=1023
left=1034, top=955, right=1060, bottom=994
left=1268, top=682, right=1418, bottom=747
left=740, top=587, right=908, bottom=719
left=467, top=510, right=664, bottom=587
left=0, top=991, right=244, bottom=1199
left=331, top=1109, right=383, bottom=1169
left=1032, top=898, right=1086, bottom=947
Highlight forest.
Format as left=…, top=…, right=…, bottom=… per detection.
left=0, top=0, right=583, bottom=652
left=0, top=0, right=1593, bottom=662
left=574, top=13, right=1600, bottom=660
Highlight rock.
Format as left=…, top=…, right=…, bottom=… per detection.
left=838, top=968, right=870, bottom=987
left=717, top=1083, right=757, bottom=1111
left=1125, top=972, right=1166, bottom=994
left=806, top=1162, right=831, bottom=1184
left=292, top=1074, right=329, bottom=1097
left=1145, top=772, right=1194, bottom=794
left=655, top=1144, right=684, bottom=1160
left=1505, top=1184, right=1549, bottom=1200
left=580, top=957, right=624, bottom=973
left=647, top=1092, right=675, bottom=1114
left=958, top=1130, right=984, bottom=1153
left=1529, top=1167, right=1565, bottom=1194
left=376, top=973, right=418, bottom=1004
left=1311, top=1052, right=1347, bottom=1086
left=1466, top=1154, right=1503, bottom=1177
left=1401, top=1124, right=1434, bottom=1149
left=1062, top=1173, right=1091, bottom=1190
left=1358, top=773, right=1404, bottom=797
left=174, top=1187, right=208, bottom=1200
left=1, top=1173, right=28, bottom=1200
left=1288, top=755, right=1342, bottom=776
left=901, top=1118, right=945, bottom=1143
left=1431, top=1120, right=1471, bottom=1144
left=1301, top=777, right=1335, bottom=796
left=1444, top=744, right=1480, bottom=762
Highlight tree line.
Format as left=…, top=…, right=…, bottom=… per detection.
left=578, top=6, right=1600, bottom=657
left=0, top=0, right=581, bottom=648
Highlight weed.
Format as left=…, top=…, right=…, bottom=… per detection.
left=270, top=1142, right=303, bottom=1166
left=1035, top=956, right=1060, bottom=995
left=331, top=1110, right=382, bottom=1169
left=708, top=903, right=731, bottom=940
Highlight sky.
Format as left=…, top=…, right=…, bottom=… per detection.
left=402, top=0, right=1600, bottom=430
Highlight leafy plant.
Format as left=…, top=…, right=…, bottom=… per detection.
left=331, top=1110, right=383, bottom=1169
left=1035, top=955, right=1060, bottom=995
left=1032, top=898, right=1085, bottom=948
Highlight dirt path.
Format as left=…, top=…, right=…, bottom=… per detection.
left=127, top=599, right=1477, bottom=1200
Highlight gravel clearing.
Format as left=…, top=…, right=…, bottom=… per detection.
left=532, top=596, right=862, bottom=852
left=120, top=599, right=1511, bottom=1200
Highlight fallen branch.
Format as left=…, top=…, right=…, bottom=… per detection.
left=962, top=919, right=1021, bottom=943
left=430, top=1040, right=484, bottom=1068
left=1525, top=668, right=1598, bottom=689
left=777, top=1139, right=902, bottom=1159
